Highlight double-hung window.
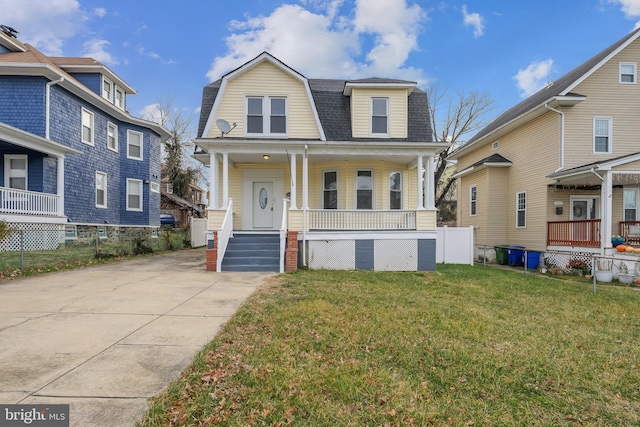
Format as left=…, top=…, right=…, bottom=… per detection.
left=371, top=97, right=388, bottom=135
left=389, top=172, right=402, bottom=209
left=96, top=171, right=107, bottom=208
left=594, top=117, right=611, bottom=153
left=246, top=96, right=287, bottom=135
left=81, top=108, right=94, bottom=145
left=102, top=77, right=113, bottom=101
left=107, top=122, right=118, bottom=152
left=4, top=155, right=27, bottom=190
left=126, top=179, right=143, bottom=211
left=470, top=185, right=477, bottom=216
left=115, top=87, right=125, bottom=109
left=516, top=192, right=526, bottom=228
left=127, top=130, right=143, bottom=160
left=323, top=171, right=338, bottom=209
left=624, top=188, right=638, bottom=221
left=356, top=170, right=373, bottom=210
left=620, top=62, right=637, bottom=84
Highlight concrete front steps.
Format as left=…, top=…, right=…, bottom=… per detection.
left=221, top=232, right=280, bottom=272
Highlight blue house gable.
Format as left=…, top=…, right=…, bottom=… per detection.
left=0, top=27, right=169, bottom=228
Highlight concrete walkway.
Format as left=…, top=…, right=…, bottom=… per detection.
left=0, top=248, right=274, bottom=426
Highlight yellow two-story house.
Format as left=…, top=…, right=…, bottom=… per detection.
left=194, top=52, right=446, bottom=272
left=450, top=28, right=640, bottom=267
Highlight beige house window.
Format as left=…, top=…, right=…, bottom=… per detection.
left=470, top=185, right=477, bottom=216
left=389, top=171, right=402, bottom=209
left=516, top=192, right=526, bottom=228
left=593, top=117, right=611, bottom=153
left=620, top=62, right=636, bottom=84
left=356, top=170, right=373, bottom=209
left=371, top=97, right=389, bottom=135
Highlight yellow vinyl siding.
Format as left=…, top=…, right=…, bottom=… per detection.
left=207, top=61, right=320, bottom=139
left=565, top=39, right=640, bottom=168
left=350, top=88, right=408, bottom=138
left=459, top=169, right=488, bottom=245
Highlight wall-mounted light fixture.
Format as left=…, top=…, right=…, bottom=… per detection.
left=263, top=154, right=270, bottom=160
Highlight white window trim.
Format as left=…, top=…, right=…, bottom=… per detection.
left=126, top=178, right=143, bottom=212
left=4, top=154, right=28, bottom=190
left=371, top=97, right=390, bottom=137
left=127, top=130, right=143, bottom=161
left=470, top=185, right=477, bottom=216
left=619, top=62, right=637, bottom=84
left=107, top=122, right=118, bottom=153
left=593, top=117, right=612, bottom=154
left=623, top=188, right=638, bottom=221
left=114, top=86, right=125, bottom=109
left=355, top=169, right=374, bottom=210
left=150, top=182, right=160, bottom=193
left=389, top=171, right=403, bottom=210
left=244, top=95, right=288, bottom=137
left=322, top=170, right=339, bottom=209
left=81, top=108, right=94, bottom=146
left=96, top=171, right=107, bottom=209
left=102, top=77, right=113, bottom=101
left=516, top=191, right=526, bottom=228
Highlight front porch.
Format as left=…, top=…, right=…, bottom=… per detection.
left=548, top=219, right=640, bottom=248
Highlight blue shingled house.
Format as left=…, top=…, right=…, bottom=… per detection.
left=0, top=25, right=170, bottom=237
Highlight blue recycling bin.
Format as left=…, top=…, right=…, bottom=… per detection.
left=507, top=246, right=525, bottom=267
left=526, top=251, right=541, bottom=270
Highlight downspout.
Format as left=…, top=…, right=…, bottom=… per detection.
left=46, top=77, right=64, bottom=139
left=302, top=144, right=308, bottom=267
left=544, top=103, right=564, bottom=173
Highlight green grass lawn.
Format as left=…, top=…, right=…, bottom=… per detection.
left=138, top=266, right=640, bottom=427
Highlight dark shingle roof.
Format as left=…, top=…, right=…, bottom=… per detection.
left=465, top=27, right=640, bottom=147
left=198, top=73, right=433, bottom=142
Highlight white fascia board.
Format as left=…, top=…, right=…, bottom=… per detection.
left=0, top=122, right=81, bottom=156
left=343, top=82, right=416, bottom=96
left=561, top=30, right=640, bottom=96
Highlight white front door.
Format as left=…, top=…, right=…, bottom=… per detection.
left=253, top=182, right=274, bottom=228
left=571, top=198, right=597, bottom=220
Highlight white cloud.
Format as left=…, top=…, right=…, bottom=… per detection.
left=462, top=5, right=484, bottom=38
left=94, top=8, right=107, bottom=18
left=206, top=0, right=429, bottom=84
left=82, top=39, right=119, bottom=66
left=610, top=0, right=640, bottom=16
left=138, top=46, right=160, bottom=60
left=0, top=0, right=87, bottom=55
left=139, top=103, right=165, bottom=125
left=513, top=58, right=554, bottom=97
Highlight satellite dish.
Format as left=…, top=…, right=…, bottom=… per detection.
left=216, top=119, right=237, bottom=138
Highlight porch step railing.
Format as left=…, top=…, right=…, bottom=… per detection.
left=0, top=187, right=59, bottom=216
left=547, top=219, right=601, bottom=247
left=308, top=209, right=416, bottom=230
left=216, top=200, right=234, bottom=271
left=619, top=221, right=640, bottom=245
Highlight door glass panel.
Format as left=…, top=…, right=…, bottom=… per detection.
left=259, top=187, right=268, bottom=209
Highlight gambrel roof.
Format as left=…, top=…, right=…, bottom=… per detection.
left=197, top=52, right=433, bottom=143
left=450, top=27, right=640, bottom=158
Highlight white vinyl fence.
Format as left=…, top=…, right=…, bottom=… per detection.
left=436, top=226, right=474, bottom=265
left=189, top=217, right=207, bottom=248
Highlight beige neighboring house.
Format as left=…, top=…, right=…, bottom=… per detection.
left=193, top=52, right=447, bottom=272
left=449, top=28, right=640, bottom=261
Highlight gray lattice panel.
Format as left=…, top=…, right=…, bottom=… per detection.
left=374, top=239, right=417, bottom=271
left=308, top=240, right=356, bottom=270
left=3, top=223, right=63, bottom=252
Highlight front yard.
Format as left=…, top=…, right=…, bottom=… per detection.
left=138, top=266, right=640, bottom=426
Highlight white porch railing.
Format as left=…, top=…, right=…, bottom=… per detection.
left=279, top=198, right=288, bottom=273
left=217, top=200, right=234, bottom=271
left=308, top=209, right=416, bottom=230
left=0, top=187, right=59, bottom=216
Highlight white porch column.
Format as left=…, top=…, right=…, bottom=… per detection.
left=427, top=155, right=436, bottom=209
left=290, top=153, right=297, bottom=209
left=209, top=153, right=219, bottom=209
left=57, top=156, right=64, bottom=216
left=302, top=150, right=309, bottom=209
left=222, top=152, right=229, bottom=208
left=416, top=155, right=424, bottom=209
left=601, top=170, right=613, bottom=252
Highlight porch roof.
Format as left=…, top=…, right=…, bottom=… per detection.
left=0, top=122, right=81, bottom=157
left=547, top=151, right=640, bottom=184
left=452, top=153, right=512, bottom=178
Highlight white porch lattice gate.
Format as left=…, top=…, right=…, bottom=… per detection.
left=189, top=217, right=207, bottom=248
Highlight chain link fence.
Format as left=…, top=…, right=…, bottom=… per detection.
left=0, top=222, right=187, bottom=277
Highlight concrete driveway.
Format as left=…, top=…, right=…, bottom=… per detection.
left=0, top=248, right=274, bottom=426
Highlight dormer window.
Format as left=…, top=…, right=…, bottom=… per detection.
left=371, top=97, right=389, bottom=135
left=246, top=96, right=287, bottom=136
left=115, top=87, right=125, bottom=109
left=102, top=77, right=113, bottom=101
left=620, top=62, right=636, bottom=84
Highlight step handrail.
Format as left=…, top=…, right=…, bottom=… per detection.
left=217, top=199, right=234, bottom=271
left=279, top=198, right=288, bottom=273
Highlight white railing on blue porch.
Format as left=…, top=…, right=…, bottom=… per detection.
left=279, top=199, right=288, bottom=273
left=308, top=209, right=416, bottom=230
left=0, top=187, right=59, bottom=216
left=217, top=199, right=234, bottom=271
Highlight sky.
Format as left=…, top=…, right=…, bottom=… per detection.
left=3, top=0, right=640, bottom=140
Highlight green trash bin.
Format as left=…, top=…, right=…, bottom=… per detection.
left=494, top=245, right=508, bottom=265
